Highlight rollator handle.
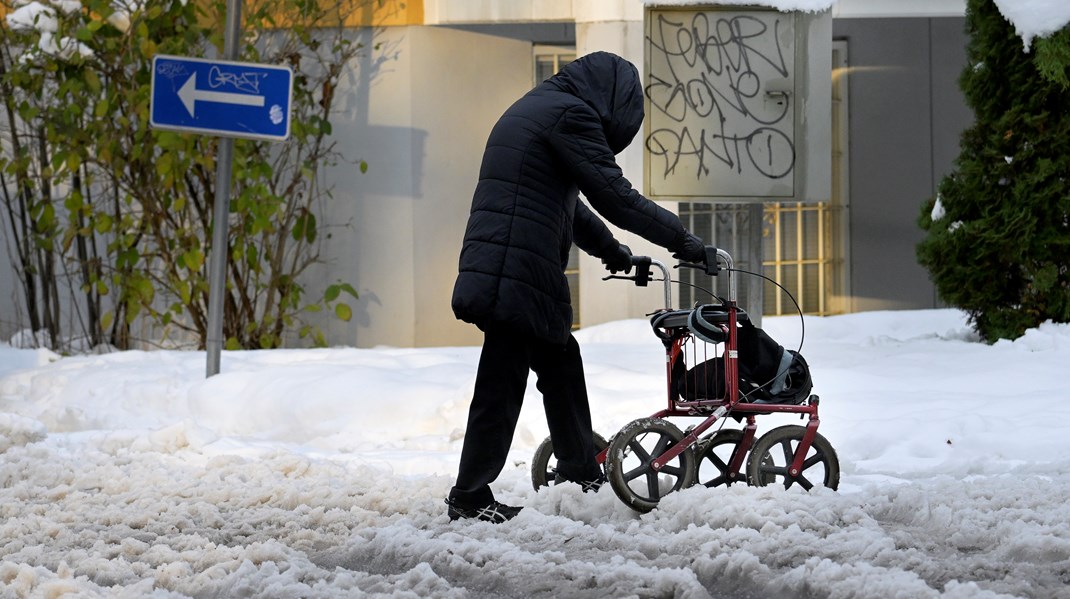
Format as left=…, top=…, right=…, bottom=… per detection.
left=703, top=246, right=720, bottom=276
left=677, top=245, right=721, bottom=277
left=631, top=255, right=652, bottom=287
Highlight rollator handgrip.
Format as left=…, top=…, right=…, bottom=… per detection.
left=703, top=246, right=720, bottom=276
left=631, top=256, right=651, bottom=287
left=676, top=245, right=720, bottom=276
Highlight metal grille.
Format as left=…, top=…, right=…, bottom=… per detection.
left=677, top=203, right=764, bottom=318
left=680, top=202, right=845, bottom=319
left=762, top=202, right=844, bottom=316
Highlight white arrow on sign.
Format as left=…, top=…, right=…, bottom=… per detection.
left=178, top=72, right=264, bottom=118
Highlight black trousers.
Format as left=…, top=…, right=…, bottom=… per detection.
left=448, top=325, right=601, bottom=507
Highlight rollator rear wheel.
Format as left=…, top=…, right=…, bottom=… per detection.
left=531, top=432, right=609, bottom=490
left=696, top=429, right=751, bottom=488
left=605, top=418, right=696, bottom=513
left=745, top=425, right=839, bottom=491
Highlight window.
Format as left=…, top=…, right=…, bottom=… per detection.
left=534, top=46, right=581, bottom=326
left=534, top=47, right=575, bottom=85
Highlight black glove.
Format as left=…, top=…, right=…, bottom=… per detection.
left=601, top=244, right=633, bottom=274
left=671, top=231, right=706, bottom=264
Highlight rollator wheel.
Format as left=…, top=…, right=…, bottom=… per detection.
left=696, top=429, right=750, bottom=488
left=605, top=418, right=696, bottom=513
left=530, top=432, right=609, bottom=490
left=745, top=425, right=840, bottom=491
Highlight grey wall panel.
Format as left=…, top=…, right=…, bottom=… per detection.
left=832, top=17, right=969, bottom=312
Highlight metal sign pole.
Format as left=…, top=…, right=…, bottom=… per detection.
left=205, top=0, right=243, bottom=377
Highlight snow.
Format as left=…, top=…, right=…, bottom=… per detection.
left=931, top=196, right=946, bottom=221
left=4, top=1, right=92, bottom=60
left=994, top=0, right=1070, bottom=50
left=2, top=308, right=1070, bottom=597
left=4, top=1, right=59, bottom=33
left=2, top=0, right=1069, bottom=595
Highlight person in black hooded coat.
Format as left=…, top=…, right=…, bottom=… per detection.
left=446, top=51, right=706, bottom=522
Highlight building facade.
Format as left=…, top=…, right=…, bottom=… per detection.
left=0, top=0, right=974, bottom=348
left=301, top=0, right=972, bottom=348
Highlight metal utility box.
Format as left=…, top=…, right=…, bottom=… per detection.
left=644, top=5, right=831, bottom=203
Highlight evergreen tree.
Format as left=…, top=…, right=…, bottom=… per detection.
left=1034, top=28, right=1070, bottom=89
left=918, top=0, right=1070, bottom=341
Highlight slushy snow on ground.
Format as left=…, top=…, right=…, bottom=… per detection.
left=2, top=308, right=1070, bottom=597
left=3, top=1, right=1070, bottom=597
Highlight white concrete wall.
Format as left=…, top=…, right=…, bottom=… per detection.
left=314, top=27, right=416, bottom=349
left=426, top=0, right=966, bottom=25
left=425, top=0, right=573, bottom=24
left=316, top=12, right=683, bottom=344
left=409, top=27, right=534, bottom=346
left=832, top=0, right=964, bottom=18
left=313, top=26, right=532, bottom=348
left=392, top=1, right=688, bottom=330
left=573, top=10, right=681, bottom=324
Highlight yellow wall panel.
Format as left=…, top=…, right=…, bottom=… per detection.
left=243, top=0, right=423, bottom=28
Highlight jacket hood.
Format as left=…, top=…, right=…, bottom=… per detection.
left=545, top=51, right=645, bottom=155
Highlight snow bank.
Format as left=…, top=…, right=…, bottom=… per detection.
left=1, top=309, right=1069, bottom=596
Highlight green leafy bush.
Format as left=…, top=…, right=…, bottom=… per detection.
left=1, top=0, right=365, bottom=350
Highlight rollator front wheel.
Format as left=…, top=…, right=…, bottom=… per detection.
left=605, top=418, right=696, bottom=513
left=531, top=432, right=609, bottom=490
left=745, top=425, right=840, bottom=491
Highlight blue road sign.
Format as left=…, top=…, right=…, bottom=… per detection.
left=150, top=55, right=293, bottom=141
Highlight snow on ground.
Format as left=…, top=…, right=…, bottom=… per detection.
left=3, top=0, right=1070, bottom=595
left=2, top=308, right=1070, bottom=598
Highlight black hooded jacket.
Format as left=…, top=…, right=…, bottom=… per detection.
left=451, top=51, right=691, bottom=344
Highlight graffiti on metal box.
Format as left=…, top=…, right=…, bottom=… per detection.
left=646, top=11, right=796, bottom=194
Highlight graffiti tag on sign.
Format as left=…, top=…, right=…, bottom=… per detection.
left=645, top=10, right=796, bottom=198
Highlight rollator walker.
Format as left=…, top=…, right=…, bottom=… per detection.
left=532, top=247, right=839, bottom=513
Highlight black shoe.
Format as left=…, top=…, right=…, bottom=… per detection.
left=445, top=498, right=522, bottom=523
left=553, top=472, right=606, bottom=493
left=579, top=473, right=606, bottom=493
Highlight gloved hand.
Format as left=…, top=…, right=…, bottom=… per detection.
left=671, top=230, right=706, bottom=264
left=601, top=244, right=633, bottom=274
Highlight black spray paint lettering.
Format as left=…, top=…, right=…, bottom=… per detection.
left=645, top=12, right=796, bottom=181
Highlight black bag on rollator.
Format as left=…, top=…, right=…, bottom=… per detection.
left=673, top=315, right=813, bottom=405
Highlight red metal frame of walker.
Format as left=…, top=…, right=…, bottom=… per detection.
left=594, top=248, right=822, bottom=484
